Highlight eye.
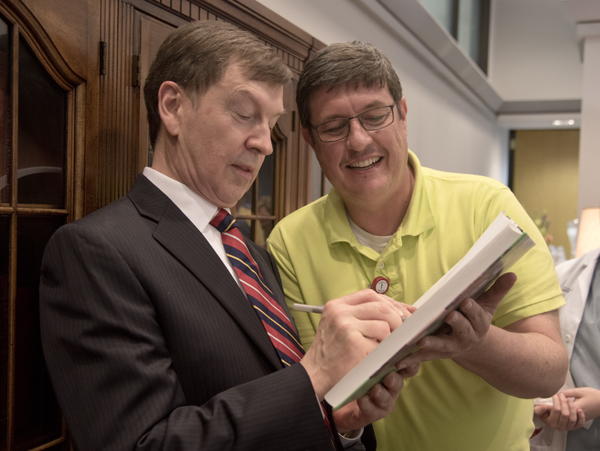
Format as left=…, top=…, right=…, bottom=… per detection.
left=362, top=112, right=390, bottom=126
left=236, top=112, right=251, bottom=121
left=319, top=120, right=348, bottom=136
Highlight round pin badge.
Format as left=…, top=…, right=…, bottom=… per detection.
left=371, top=276, right=389, bottom=294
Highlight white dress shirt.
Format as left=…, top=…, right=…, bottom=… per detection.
left=142, top=167, right=241, bottom=288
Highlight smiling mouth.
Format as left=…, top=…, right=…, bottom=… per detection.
left=347, top=157, right=382, bottom=170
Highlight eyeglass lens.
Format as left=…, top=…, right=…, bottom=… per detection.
left=315, top=105, right=395, bottom=142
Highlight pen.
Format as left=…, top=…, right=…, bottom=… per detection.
left=292, top=303, right=324, bottom=313
left=292, top=303, right=408, bottom=321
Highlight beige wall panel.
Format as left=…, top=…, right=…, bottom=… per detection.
left=513, top=129, right=579, bottom=257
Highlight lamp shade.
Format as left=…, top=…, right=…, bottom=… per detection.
left=575, top=207, right=600, bottom=258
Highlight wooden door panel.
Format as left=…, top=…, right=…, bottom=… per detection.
left=137, top=12, right=175, bottom=168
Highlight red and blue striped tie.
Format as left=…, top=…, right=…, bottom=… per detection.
left=210, top=209, right=305, bottom=366
left=210, top=209, right=340, bottom=449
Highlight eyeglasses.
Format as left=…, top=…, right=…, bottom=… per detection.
left=312, top=104, right=396, bottom=143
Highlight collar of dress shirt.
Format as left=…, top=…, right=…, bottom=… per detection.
left=141, top=167, right=242, bottom=288
left=142, top=167, right=228, bottom=232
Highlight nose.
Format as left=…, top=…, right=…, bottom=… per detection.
left=345, top=117, right=373, bottom=152
left=247, top=122, right=273, bottom=156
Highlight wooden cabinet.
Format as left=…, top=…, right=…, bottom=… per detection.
left=0, top=0, right=323, bottom=448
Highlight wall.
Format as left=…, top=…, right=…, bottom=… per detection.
left=488, top=0, right=582, bottom=102
left=257, top=0, right=509, bottom=183
left=579, top=33, right=600, bottom=212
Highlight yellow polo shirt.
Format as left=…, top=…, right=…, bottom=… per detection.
left=268, top=151, right=564, bottom=451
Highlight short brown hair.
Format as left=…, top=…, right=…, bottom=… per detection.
left=296, top=41, right=403, bottom=129
left=144, top=20, right=292, bottom=147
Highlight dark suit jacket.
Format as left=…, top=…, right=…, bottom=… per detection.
left=40, top=175, right=345, bottom=450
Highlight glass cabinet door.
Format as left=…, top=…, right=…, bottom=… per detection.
left=0, top=13, right=70, bottom=451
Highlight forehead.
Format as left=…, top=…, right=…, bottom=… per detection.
left=309, top=83, right=393, bottom=122
left=204, top=62, right=284, bottom=109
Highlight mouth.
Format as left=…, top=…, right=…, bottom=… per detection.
left=232, top=164, right=256, bottom=178
left=347, top=157, right=382, bottom=170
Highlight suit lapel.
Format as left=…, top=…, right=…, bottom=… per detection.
left=128, top=176, right=283, bottom=370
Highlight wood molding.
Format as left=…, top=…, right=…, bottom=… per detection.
left=1, top=0, right=85, bottom=88
left=135, top=0, right=326, bottom=73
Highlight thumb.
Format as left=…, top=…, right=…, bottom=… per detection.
left=534, top=403, right=550, bottom=416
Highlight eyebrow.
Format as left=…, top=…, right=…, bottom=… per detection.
left=316, top=99, right=391, bottom=124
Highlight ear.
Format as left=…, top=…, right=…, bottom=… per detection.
left=158, top=81, right=185, bottom=138
left=301, top=126, right=315, bottom=147
left=399, top=97, right=408, bottom=125
left=397, top=97, right=408, bottom=133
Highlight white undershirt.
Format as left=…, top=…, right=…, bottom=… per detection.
left=347, top=211, right=393, bottom=253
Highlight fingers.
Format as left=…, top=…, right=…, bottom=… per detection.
left=453, top=298, right=489, bottom=337
left=476, top=273, right=516, bottom=315
left=534, top=403, right=551, bottom=417
left=574, top=409, right=586, bottom=429
left=391, top=302, right=414, bottom=321
left=333, top=290, right=412, bottom=322
left=324, top=291, right=405, bottom=332
left=564, top=396, right=579, bottom=430
left=536, top=393, right=588, bottom=431
left=560, top=387, right=582, bottom=399
left=332, top=372, right=404, bottom=431
left=350, top=319, right=397, bottom=346
left=396, top=298, right=494, bottom=367
left=380, top=371, right=404, bottom=399
left=414, top=274, right=517, bottom=356
left=358, top=372, right=403, bottom=417
left=381, top=297, right=417, bottom=316
left=337, top=289, right=402, bottom=310
left=302, top=290, right=410, bottom=398
left=546, top=394, right=581, bottom=431
left=397, top=362, right=420, bottom=379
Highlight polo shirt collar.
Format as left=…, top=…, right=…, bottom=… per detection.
left=397, top=150, right=436, bottom=239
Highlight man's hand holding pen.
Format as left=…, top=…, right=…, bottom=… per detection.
left=297, top=290, right=418, bottom=432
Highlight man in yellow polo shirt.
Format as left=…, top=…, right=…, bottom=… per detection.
left=267, top=41, right=568, bottom=451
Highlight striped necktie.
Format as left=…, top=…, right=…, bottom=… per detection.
left=210, top=209, right=341, bottom=450
left=210, top=208, right=305, bottom=366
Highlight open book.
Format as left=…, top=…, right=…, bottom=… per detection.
left=324, top=212, right=535, bottom=410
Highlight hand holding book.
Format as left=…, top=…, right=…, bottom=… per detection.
left=325, top=212, right=535, bottom=410
left=399, top=272, right=517, bottom=367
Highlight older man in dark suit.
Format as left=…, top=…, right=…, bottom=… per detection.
left=39, top=20, right=425, bottom=451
